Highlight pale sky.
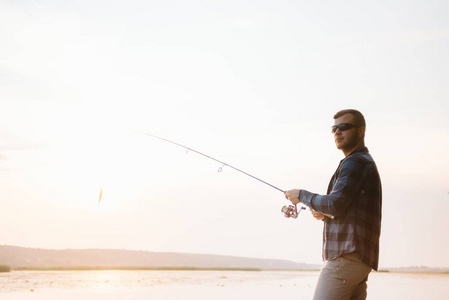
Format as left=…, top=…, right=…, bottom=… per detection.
left=1, top=0, right=448, bottom=269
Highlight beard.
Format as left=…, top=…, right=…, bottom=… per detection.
left=336, top=133, right=359, bottom=151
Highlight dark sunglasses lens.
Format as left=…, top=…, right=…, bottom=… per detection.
left=339, top=124, right=352, bottom=131
left=331, top=123, right=356, bottom=133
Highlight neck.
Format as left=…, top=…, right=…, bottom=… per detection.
left=343, top=142, right=365, bottom=157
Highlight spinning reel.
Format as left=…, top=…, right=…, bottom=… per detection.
left=281, top=203, right=306, bottom=219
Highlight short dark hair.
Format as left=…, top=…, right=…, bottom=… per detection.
left=333, top=109, right=366, bottom=127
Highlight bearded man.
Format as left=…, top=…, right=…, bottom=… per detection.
left=285, top=109, right=382, bottom=300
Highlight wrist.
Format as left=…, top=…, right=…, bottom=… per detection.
left=297, top=189, right=302, bottom=201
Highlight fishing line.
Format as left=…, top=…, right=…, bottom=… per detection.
left=134, top=131, right=334, bottom=219
left=134, top=131, right=285, bottom=193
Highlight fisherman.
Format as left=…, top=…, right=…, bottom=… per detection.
left=285, top=109, right=382, bottom=300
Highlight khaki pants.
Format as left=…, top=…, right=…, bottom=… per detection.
left=313, top=252, right=372, bottom=300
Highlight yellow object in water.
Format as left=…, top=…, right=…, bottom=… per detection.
left=99, top=188, right=103, bottom=204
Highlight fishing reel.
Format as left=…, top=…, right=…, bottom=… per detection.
left=281, top=203, right=306, bottom=219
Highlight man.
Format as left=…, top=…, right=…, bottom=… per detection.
left=285, top=109, right=382, bottom=300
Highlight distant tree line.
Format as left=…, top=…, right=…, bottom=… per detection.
left=0, top=265, right=11, bottom=272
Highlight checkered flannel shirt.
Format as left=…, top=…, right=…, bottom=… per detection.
left=299, top=146, right=382, bottom=270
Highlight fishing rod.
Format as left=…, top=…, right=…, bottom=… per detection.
left=134, top=131, right=334, bottom=219
left=135, top=131, right=285, bottom=192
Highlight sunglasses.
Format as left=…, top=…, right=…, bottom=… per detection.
left=331, top=123, right=359, bottom=133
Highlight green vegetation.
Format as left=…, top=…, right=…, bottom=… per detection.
left=0, top=265, right=11, bottom=272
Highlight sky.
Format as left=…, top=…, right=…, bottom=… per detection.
left=1, top=0, right=448, bottom=269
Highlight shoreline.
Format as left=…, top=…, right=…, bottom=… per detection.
left=8, top=266, right=319, bottom=272
left=3, top=267, right=448, bottom=274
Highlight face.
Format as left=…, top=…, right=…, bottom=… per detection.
left=333, top=114, right=364, bottom=155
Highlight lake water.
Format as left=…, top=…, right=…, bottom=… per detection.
left=1, top=270, right=448, bottom=299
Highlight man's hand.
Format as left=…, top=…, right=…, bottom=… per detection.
left=311, top=209, right=325, bottom=221
left=284, top=189, right=301, bottom=205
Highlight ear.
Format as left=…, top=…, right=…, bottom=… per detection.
left=358, top=126, right=366, bottom=139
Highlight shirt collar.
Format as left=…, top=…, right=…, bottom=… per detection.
left=347, top=146, right=368, bottom=157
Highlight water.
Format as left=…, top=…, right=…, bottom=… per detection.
left=1, top=270, right=448, bottom=299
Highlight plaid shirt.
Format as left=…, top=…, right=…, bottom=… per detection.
left=299, top=146, right=382, bottom=270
